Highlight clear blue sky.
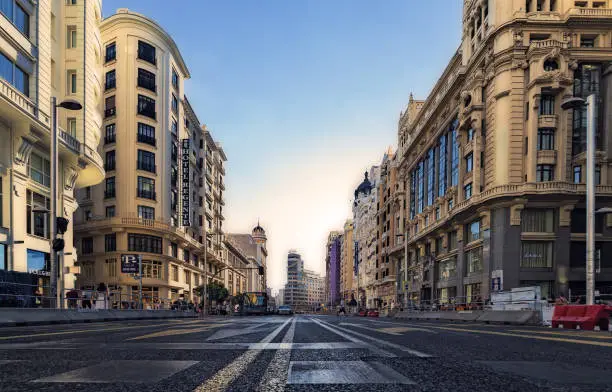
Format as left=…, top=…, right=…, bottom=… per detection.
left=102, top=0, right=463, bottom=291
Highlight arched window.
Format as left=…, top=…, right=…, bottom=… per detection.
left=544, top=59, right=559, bottom=71
left=464, top=94, right=472, bottom=107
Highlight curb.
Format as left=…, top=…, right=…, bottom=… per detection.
left=0, top=314, right=198, bottom=328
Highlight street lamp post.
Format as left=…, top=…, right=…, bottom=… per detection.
left=50, top=97, right=82, bottom=309
left=561, top=94, right=596, bottom=305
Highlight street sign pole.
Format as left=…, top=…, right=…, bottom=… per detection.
left=139, top=255, right=143, bottom=309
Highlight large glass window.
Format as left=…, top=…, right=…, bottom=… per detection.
left=26, top=190, right=49, bottom=238
left=539, top=94, right=555, bottom=115
left=438, top=256, right=457, bottom=280
left=128, top=234, right=162, bottom=254
left=465, top=153, right=473, bottom=173
left=574, top=165, right=582, bottom=183
left=171, top=94, right=178, bottom=113
left=138, top=205, right=155, bottom=220
left=573, top=64, right=602, bottom=154
left=1, top=1, right=29, bottom=36
left=466, top=220, right=481, bottom=243
left=417, top=162, right=424, bottom=213
left=81, top=237, right=93, bottom=254
left=105, top=150, right=115, bottom=171
left=137, top=176, right=155, bottom=200
left=464, top=183, right=473, bottom=200
left=521, top=209, right=554, bottom=232
left=448, top=231, right=457, bottom=251
left=137, top=68, right=156, bottom=92
left=465, top=247, right=483, bottom=274
left=105, top=70, right=115, bottom=90
left=172, top=68, right=179, bottom=89
left=105, top=42, right=116, bottom=63
left=0, top=52, right=29, bottom=96
left=137, top=123, right=156, bottom=146
left=137, top=95, right=156, bottom=119
left=427, top=148, right=435, bottom=206
left=105, top=124, right=116, bottom=144
left=537, top=128, right=555, bottom=150
left=536, top=164, right=554, bottom=182
left=105, top=95, right=116, bottom=118
left=438, top=134, right=447, bottom=197
left=142, top=260, right=163, bottom=279
left=450, top=120, right=459, bottom=187
left=104, top=259, right=117, bottom=278
left=105, top=233, right=116, bottom=252
left=105, top=176, right=115, bottom=199
left=105, top=206, right=115, bottom=218
left=29, top=153, right=50, bottom=187
left=521, top=241, right=553, bottom=268
left=26, top=249, right=49, bottom=274
left=137, top=41, right=156, bottom=65
left=137, top=150, right=156, bottom=173
left=409, top=171, right=416, bottom=219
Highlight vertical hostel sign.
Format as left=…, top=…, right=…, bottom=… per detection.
left=181, top=139, right=191, bottom=226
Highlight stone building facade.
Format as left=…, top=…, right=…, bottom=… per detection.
left=397, top=0, right=612, bottom=305
left=339, top=219, right=356, bottom=302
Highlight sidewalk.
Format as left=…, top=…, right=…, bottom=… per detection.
left=0, top=308, right=197, bottom=327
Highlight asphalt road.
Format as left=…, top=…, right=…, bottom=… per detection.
left=0, top=314, right=611, bottom=391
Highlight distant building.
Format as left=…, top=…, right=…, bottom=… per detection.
left=227, top=223, right=268, bottom=293
left=284, top=250, right=307, bottom=309
left=340, top=220, right=356, bottom=302
left=325, top=231, right=342, bottom=306
left=304, top=269, right=325, bottom=309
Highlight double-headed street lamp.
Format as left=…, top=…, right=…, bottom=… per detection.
left=561, top=94, right=598, bottom=305
left=50, top=98, right=82, bottom=309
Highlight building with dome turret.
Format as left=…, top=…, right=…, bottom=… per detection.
left=227, top=222, right=268, bottom=292
left=352, top=167, right=380, bottom=308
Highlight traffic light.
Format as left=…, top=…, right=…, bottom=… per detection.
left=56, top=217, right=69, bottom=235
left=52, top=238, right=65, bottom=252
left=258, top=266, right=264, bottom=276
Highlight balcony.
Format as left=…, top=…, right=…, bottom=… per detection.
left=137, top=76, right=156, bottom=92
left=137, top=106, right=156, bottom=120
left=137, top=134, right=156, bottom=147
left=566, top=7, right=612, bottom=19
left=104, top=190, right=115, bottom=199
left=538, top=114, right=558, bottom=129
left=104, top=134, right=116, bottom=145
left=537, top=150, right=557, bottom=165
left=137, top=189, right=156, bottom=200
left=58, top=128, right=81, bottom=154
left=137, top=161, right=156, bottom=174
left=0, top=77, right=48, bottom=125
left=104, top=107, right=116, bottom=118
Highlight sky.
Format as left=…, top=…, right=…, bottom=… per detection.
left=102, top=0, right=463, bottom=292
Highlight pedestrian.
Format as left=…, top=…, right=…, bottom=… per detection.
left=337, top=299, right=346, bottom=317
left=225, top=302, right=231, bottom=317
left=81, top=287, right=92, bottom=309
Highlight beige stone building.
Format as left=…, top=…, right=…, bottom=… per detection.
left=304, top=268, right=325, bottom=308
left=397, top=0, right=612, bottom=305
left=0, top=0, right=104, bottom=298
left=226, top=224, right=268, bottom=293
left=339, top=219, right=356, bottom=302
left=72, top=9, right=228, bottom=305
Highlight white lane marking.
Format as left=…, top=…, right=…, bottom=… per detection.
left=310, top=318, right=396, bottom=358
left=256, top=316, right=296, bottom=391
left=193, top=317, right=292, bottom=392
left=206, top=324, right=269, bottom=341
left=317, top=319, right=432, bottom=358
left=287, top=360, right=416, bottom=385
left=339, top=322, right=437, bottom=335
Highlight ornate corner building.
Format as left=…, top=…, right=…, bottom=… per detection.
left=396, top=0, right=612, bottom=305
left=0, top=1, right=105, bottom=291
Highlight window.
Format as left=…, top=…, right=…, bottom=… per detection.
left=417, top=162, right=424, bottom=213
left=537, top=128, right=555, bottom=150
left=464, top=183, right=473, bottom=200
left=137, top=150, right=156, bottom=173
left=465, top=247, right=483, bottom=274
left=142, top=260, right=163, bottom=279
left=580, top=36, right=595, bottom=48
left=105, top=233, right=116, bottom=252
left=539, top=94, right=555, bottom=115
left=465, top=153, right=473, bottom=173
left=574, top=165, right=582, bottom=183
left=543, top=59, right=558, bottom=71
left=521, top=209, right=554, bottom=232
left=536, top=164, right=554, bottom=182
left=105, top=124, right=116, bottom=144
left=105, top=70, right=115, bottom=90
left=467, top=128, right=474, bottom=142
left=84, top=209, right=92, bottom=221
left=438, top=257, right=457, bottom=280
left=128, top=233, right=162, bottom=254
left=82, top=237, right=93, bottom=254
left=105, top=42, right=116, bottom=62
left=171, top=242, right=178, bottom=258
left=84, top=186, right=91, bottom=200
left=172, top=68, right=179, bottom=89
left=184, top=249, right=190, bottom=263
left=67, top=26, right=77, bottom=48
left=29, top=153, right=50, bottom=187
left=105, top=176, right=115, bottom=199
left=467, top=220, right=481, bottom=243
left=450, top=123, right=459, bottom=186
left=137, top=41, right=156, bottom=65
left=171, top=264, right=179, bottom=281
left=138, top=205, right=155, bottom=220
left=137, top=123, right=156, bottom=146
left=105, top=206, right=115, bottom=218
left=595, top=165, right=602, bottom=185
left=448, top=231, right=457, bottom=251
left=171, top=94, right=178, bottom=113
left=573, top=64, right=603, bottom=154
left=105, top=95, right=116, bottom=118
left=9, top=2, right=29, bottom=36
left=66, top=117, right=77, bottom=137
left=435, top=206, right=440, bottom=220
left=137, top=95, right=156, bottom=119
left=137, top=176, right=155, bottom=200
left=66, top=0, right=77, bottom=4
left=448, top=198, right=454, bottom=211
left=0, top=52, right=29, bottom=96
left=137, top=68, right=156, bottom=92
left=104, top=259, right=116, bottom=278
left=521, top=242, right=553, bottom=268
left=184, top=270, right=191, bottom=285
left=26, top=190, right=50, bottom=238
left=105, top=150, right=115, bottom=171
left=67, top=70, right=77, bottom=94
left=438, top=134, right=447, bottom=197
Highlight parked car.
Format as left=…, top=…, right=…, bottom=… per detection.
left=358, top=309, right=368, bottom=317
left=278, top=305, right=293, bottom=315
left=367, top=310, right=379, bottom=317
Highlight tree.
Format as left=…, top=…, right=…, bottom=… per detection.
left=196, top=282, right=228, bottom=303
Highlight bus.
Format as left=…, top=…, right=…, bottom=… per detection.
left=240, top=292, right=269, bottom=315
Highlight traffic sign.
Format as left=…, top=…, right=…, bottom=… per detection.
left=121, top=254, right=141, bottom=274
